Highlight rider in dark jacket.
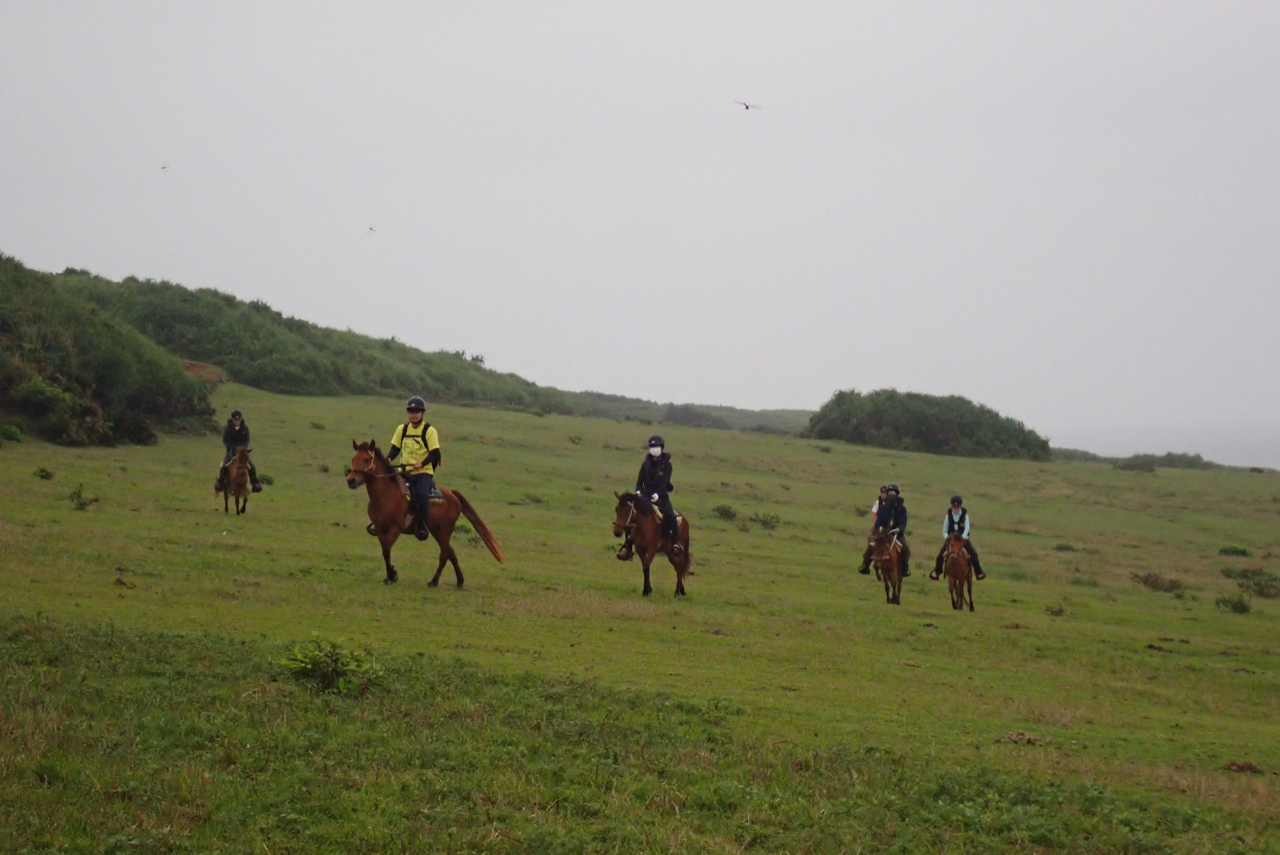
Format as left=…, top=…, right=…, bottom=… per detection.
left=218, top=408, right=261, bottom=491
left=868, top=484, right=910, bottom=576
left=931, top=494, right=985, bottom=580
left=618, top=435, right=681, bottom=559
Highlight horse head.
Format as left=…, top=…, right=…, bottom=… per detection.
left=612, top=492, right=639, bottom=537
left=347, top=439, right=384, bottom=489
left=233, top=446, right=251, bottom=464
left=870, top=530, right=894, bottom=563
left=945, top=533, right=968, bottom=569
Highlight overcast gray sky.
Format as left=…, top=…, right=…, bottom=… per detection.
left=3, top=2, right=1278, bottom=465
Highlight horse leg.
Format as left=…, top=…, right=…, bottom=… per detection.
left=967, top=573, right=975, bottom=612
left=223, top=490, right=229, bottom=513
left=448, top=546, right=464, bottom=588
left=379, top=531, right=398, bottom=584
left=670, top=550, right=686, bottom=597
left=641, top=555, right=653, bottom=597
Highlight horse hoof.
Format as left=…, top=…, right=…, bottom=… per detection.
left=642, top=590, right=652, bottom=597
left=427, top=580, right=438, bottom=588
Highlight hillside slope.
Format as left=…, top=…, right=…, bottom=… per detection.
left=0, top=255, right=211, bottom=443
left=55, top=267, right=810, bottom=432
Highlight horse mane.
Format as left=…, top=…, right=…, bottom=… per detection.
left=355, top=440, right=393, bottom=471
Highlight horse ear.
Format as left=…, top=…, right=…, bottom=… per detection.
left=614, top=491, right=621, bottom=499
left=352, top=439, right=359, bottom=450
left=370, top=439, right=378, bottom=449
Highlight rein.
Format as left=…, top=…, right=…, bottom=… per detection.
left=616, top=498, right=639, bottom=531
left=354, top=452, right=401, bottom=480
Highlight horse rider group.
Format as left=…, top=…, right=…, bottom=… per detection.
left=856, top=483, right=985, bottom=581
left=223, top=394, right=984, bottom=583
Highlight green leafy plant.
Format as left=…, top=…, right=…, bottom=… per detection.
left=258, top=474, right=274, bottom=486
left=33, top=467, right=54, bottom=480
left=0, top=424, right=21, bottom=442
left=749, top=511, right=780, bottom=530
left=1221, top=568, right=1280, bottom=599
left=281, top=639, right=384, bottom=696
left=1219, top=546, right=1251, bottom=557
left=1215, top=592, right=1252, bottom=614
left=67, top=483, right=98, bottom=511
left=1130, top=571, right=1185, bottom=593
left=712, top=504, right=738, bottom=522
left=1053, top=543, right=1077, bottom=552
left=1044, top=602, right=1065, bottom=616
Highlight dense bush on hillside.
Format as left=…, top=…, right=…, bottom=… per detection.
left=0, top=256, right=212, bottom=444
left=62, top=274, right=578, bottom=413
left=807, top=388, right=1051, bottom=460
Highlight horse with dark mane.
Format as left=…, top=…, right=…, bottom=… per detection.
left=612, top=492, right=691, bottom=596
left=347, top=440, right=503, bottom=586
left=944, top=532, right=975, bottom=611
left=871, top=530, right=904, bottom=605
left=216, top=446, right=251, bottom=515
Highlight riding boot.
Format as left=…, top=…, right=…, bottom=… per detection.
left=972, top=554, right=986, bottom=580
left=858, top=543, right=874, bottom=574
left=616, top=537, right=633, bottom=561
left=249, top=463, right=262, bottom=493
left=930, top=551, right=944, bottom=580
left=664, top=522, right=682, bottom=553
left=900, top=547, right=911, bottom=577
left=415, top=501, right=430, bottom=541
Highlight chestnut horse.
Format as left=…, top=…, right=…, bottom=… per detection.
left=612, top=492, right=691, bottom=596
left=347, top=440, right=503, bottom=586
left=871, top=530, right=904, bottom=605
left=944, top=533, right=975, bottom=611
left=216, top=446, right=251, bottom=515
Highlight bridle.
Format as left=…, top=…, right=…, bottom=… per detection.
left=614, top=497, right=638, bottom=533
left=351, top=449, right=400, bottom=481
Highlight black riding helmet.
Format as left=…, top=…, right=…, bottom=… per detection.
left=647, top=435, right=665, bottom=449
left=406, top=396, right=426, bottom=412
left=230, top=408, right=243, bottom=420
left=951, top=494, right=963, bottom=506
left=886, top=483, right=900, bottom=494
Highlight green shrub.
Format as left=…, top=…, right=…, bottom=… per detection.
left=309, top=421, right=325, bottom=430
left=712, top=504, right=738, bottom=522
left=749, top=511, right=780, bottom=530
left=1053, top=543, right=1077, bottom=552
left=1215, top=593, right=1252, bottom=614
left=258, top=474, right=274, bottom=486
left=67, top=483, right=98, bottom=511
left=1219, top=546, right=1251, bottom=557
left=281, top=639, right=384, bottom=695
left=807, top=388, right=1050, bottom=460
left=1130, top=572, right=1185, bottom=593
left=0, top=424, right=21, bottom=442
left=33, top=467, right=54, bottom=480
left=1221, top=568, right=1280, bottom=599
left=1045, top=602, right=1065, bottom=616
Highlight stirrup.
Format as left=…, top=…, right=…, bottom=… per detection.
left=975, top=570, right=986, bottom=580
left=929, top=570, right=941, bottom=580
left=857, top=565, right=871, bottom=575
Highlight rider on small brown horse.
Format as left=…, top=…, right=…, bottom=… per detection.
left=863, top=483, right=910, bottom=576
left=857, top=484, right=889, bottom=574
left=931, top=494, right=986, bottom=580
left=388, top=396, right=441, bottom=541
left=617, top=435, right=682, bottom=560
left=217, top=408, right=262, bottom=492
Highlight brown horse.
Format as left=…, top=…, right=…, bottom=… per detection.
left=944, top=533, right=975, bottom=611
left=347, top=440, right=503, bottom=586
left=871, top=530, right=903, bottom=605
left=216, top=446, right=251, bottom=515
left=612, top=492, right=691, bottom=597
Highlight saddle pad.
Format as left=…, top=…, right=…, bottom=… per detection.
left=649, top=507, right=682, bottom=523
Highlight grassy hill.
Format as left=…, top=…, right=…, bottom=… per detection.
left=0, top=256, right=212, bottom=444
left=54, top=266, right=810, bottom=433
left=1, top=384, right=1277, bottom=851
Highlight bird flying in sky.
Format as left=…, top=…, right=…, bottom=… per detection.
left=734, top=100, right=761, bottom=110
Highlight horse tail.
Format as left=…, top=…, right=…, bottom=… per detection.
left=454, top=490, right=504, bottom=564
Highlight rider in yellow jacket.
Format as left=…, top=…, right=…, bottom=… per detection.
left=388, top=396, right=440, bottom=540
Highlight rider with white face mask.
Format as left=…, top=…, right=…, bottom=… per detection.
left=617, top=435, right=681, bottom=560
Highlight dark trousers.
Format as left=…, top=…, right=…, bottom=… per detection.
left=406, top=473, right=435, bottom=527
left=655, top=494, right=679, bottom=540
left=935, top=539, right=982, bottom=575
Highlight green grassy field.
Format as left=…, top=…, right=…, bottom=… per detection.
left=2, top=384, right=1278, bottom=851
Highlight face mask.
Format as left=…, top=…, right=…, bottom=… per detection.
left=649, top=446, right=662, bottom=457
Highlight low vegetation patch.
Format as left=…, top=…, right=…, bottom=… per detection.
left=0, top=616, right=1261, bottom=854
left=1220, top=546, right=1252, bottom=557
left=1216, top=593, right=1253, bottom=614
left=1221, top=568, right=1280, bottom=600
left=749, top=511, right=780, bottom=530
left=280, top=638, right=384, bottom=695
left=1131, top=571, right=1186, bottom=593
left=711, top=504, right=738, bottom=522
left=66, top=483, right=98, bottom=511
